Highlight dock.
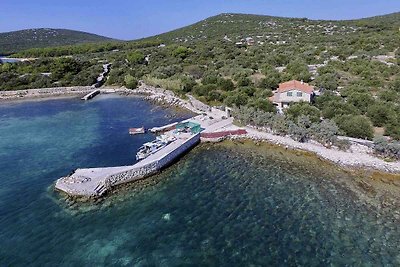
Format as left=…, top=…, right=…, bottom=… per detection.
left=55, top=103, right=247, bottom=199
left=55, top=131, right=200, bottom=198
left=81, top=90, right=100, bottom=101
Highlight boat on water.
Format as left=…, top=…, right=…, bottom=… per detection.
left=129, top=127, right=145, bottom=135
left=136, top=135, right=176, bottom=161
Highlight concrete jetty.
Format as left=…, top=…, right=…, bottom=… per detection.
left=81, top=90, right=100, bottom=101
left=55, top=131, right=200, bottom=198
left=55, top=93, right=247, bottom=199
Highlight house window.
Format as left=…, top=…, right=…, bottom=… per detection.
left=287, top=92, right=293, bottom=96
left=297, top=92, right=303, bottom=97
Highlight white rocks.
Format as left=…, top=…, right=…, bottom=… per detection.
left=241, top=127, right=400, bottom=174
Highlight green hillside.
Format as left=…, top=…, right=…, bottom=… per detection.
left=151, top=12, right=400, bottom=46
left=0, top=28, right=115, bottom=55
left=1, top=13, right=399, bottom=141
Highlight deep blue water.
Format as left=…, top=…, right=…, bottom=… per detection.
left=1, top=95, right=400, bottom=266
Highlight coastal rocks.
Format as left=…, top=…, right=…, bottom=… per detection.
left=357, top=180, right=376, bottom=196
left=242, top=127, right=400, bottom=174
left=132, top=85, right=200, bottom=114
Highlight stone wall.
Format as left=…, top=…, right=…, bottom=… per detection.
left=277, top=90, right=311, bottom=103
left=0, top=86, right=93, bottom=100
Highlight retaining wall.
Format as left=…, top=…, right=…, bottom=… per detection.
left=0, top=86, right=93, bottom=100
left=104, top=133, right=200, bottom=190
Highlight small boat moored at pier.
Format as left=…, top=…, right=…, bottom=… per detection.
left=129, top=127, right=145, bottom=135
left=136, top=135, right=176, bottom=161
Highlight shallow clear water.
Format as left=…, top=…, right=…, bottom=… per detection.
left=1, top=95, right=400, bottom=266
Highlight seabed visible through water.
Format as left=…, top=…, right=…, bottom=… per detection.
left=1, top=95, right=400, bottom=266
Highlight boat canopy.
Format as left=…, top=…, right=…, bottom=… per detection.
left=176, top=121, right=202, bottom=134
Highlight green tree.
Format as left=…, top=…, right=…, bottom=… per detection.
left=127, top=50, right=145, bottom=64
left=260, top=65, right=281, bottom=89
left=124, top=74, right=138, bottom=89
left=172, top=46, right=192, bottom=60
left=314, top=73, right=339, bottom=91
left=347, top=92, right=374, bottom=114
left=247, top=99, right=276, bottom=112
left=51, top=57, right=81, bottom=80
left=367, top=103, right=395, bottom=127
left=286, top=102, right=321, bottom=123
left=217, top=78, right=235, bottom=91
left=336, top=115, right=374, bottom=139
left=284, top=59, right=311, bottom=82
left=224, top=91, right=249, bottom=107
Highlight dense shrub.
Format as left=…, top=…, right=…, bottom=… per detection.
left=310, top=119, right=339, bottom=145
left=127, top=50, right=145, bottom=64
left=336, top=115, right=374, bottom=140
left=367, top=103, right=395, bottom=127
left=217, top=78, right=235, bottom=91
left=124, top=74, right=138, bottom=89
left=373, top=137, right=400, bottom=160
left=286, top=102, right=321, bottom=123
left=224, top=91, right=249, bottom=107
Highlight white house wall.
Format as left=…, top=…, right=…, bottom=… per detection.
left=277, top=90, right=311, bottom=103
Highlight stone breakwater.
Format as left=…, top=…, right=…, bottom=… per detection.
left=55, top=133, right=200, bottom=199
left=0, top=86, right=132, bottom=101
left=0, top=87, right=93, bottom=100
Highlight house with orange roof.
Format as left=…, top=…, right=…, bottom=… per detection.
left=269, top=80, right=315, bottom=110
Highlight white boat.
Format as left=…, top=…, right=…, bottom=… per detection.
left=136, top=135, right=176, bottom=161
left=129, top=127, right=145, bottom=135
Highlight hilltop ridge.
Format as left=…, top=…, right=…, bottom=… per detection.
left=148, top=12, right=400, bottom=45
left=0, top=28, right=115, bottom=55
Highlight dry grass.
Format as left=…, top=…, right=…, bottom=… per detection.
left=143, top=76, right=183, bottom=92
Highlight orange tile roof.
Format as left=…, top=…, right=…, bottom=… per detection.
left=278, top=80, right=314, bottom=94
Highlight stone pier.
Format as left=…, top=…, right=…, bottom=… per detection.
left=55, top=132, right=200, bottom=198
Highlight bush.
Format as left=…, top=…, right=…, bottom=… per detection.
left=217, top=78, right=235, bottom=91
left=288, top=121, right=310, bottom=142
left=172, top=46, right=192, bottom=60
left=224, top=91, right=248, bottom=107
left=314, top=73, right=339, bottom=91
left=373, top=137, right=400, bottom=160
left=202, top=75, right=219, bottom=85
left=385, top=116, right=400, bottom=140
left=311, top=119, right=339, bottom=145
left=347, top=92, right=374, bottom=114
left=367, top=103, right=395, bottom=127
left=127, top=50, right=145, bottom=65
left=124, top=74, right=138, bottom=89
left=259, top=69, right=281, bottom=89
left=320, top=100, right=359, bottom=119
left=286, top=102, right=321, bottom=123
left=336, top=115, right=374, bottom=140
left=184, top=65, right=205, bottom=79
left=247, top=99, right=276, bottom=113
left=181, top=76, right=196, bottom=92
left=237, top=77, right=252, bottom=87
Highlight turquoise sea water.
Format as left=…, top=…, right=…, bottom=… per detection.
left=1, top=95, right=400, bottom=266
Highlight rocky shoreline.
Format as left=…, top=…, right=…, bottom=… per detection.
left=0, top=86, right=137, bottom=102
left=231, top=127, right=400, bottom=174
left=129, top=85, right=400, bottom=174
left=1, top=85, right=399, bottom=175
